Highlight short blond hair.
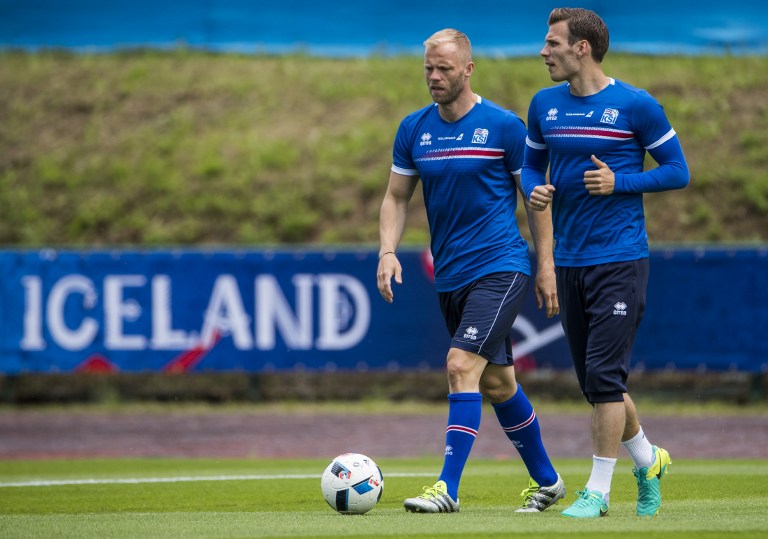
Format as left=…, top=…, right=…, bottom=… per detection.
left=423, top=29, right=472, bottom=66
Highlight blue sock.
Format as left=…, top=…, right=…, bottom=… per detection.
left=492, top=385, right=558, bottom=487
left=438, top=392, right=482, bottom=501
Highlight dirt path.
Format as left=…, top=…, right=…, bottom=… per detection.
left=1, top=409, right=766, bottom=460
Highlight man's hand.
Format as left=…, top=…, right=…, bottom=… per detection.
left=376, top=253, right=402, bottom=303
left=534, top=269, right=559, bottom=318
left=584, top=155, right=615, bottom=195
left=530, top=184, right=555, bottom=211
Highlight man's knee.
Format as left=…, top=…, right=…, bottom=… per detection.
left=446, top=348, right=485, bottom=392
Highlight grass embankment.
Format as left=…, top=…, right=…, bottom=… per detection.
left=1, top=51, right=767, bottom=247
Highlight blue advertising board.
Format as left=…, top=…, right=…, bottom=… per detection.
left=2, top=0, right=766, bottom=56
left=634, top=247, right=768, bottom=372
left=0, top=247, right=765, bottom=374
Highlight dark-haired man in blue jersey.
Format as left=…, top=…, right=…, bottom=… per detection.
left=522, top=8, right=690, bottom=518
left=377, top=28, right=565, bottom=514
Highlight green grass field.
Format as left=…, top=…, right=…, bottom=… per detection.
left=1, top=457, right=766, bottom=538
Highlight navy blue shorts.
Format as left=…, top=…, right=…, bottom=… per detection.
left=438, top=272, right=530, bottom=366
left=556, top=259, right=649, bottom=404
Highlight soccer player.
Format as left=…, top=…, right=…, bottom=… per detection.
left=376, top=28, right=566, bottom=514
left=522, top=8, right=690, bottom=518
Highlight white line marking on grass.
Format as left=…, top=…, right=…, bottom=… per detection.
left=0, top=472, right=433, bottom=488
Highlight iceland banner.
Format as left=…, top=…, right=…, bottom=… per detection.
left=0, top=248, right=765, bottom=374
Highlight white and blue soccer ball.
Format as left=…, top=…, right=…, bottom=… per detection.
left=320, top=453, right=384, bottom=514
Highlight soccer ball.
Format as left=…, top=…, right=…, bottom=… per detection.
left=321, top=453, right=384, bottom=514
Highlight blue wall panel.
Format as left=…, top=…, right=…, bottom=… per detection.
left=635, top=248, right=768, bottom=372
left=0, top=247, right=765, bottom=374
left=2, top=0, right=766, bottom=56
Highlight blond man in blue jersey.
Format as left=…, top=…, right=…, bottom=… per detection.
left=377, top=28, right=566, bottom=514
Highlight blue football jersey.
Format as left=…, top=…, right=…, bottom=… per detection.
left=522, top=78, right=688, bottom=267
left=392, top=97, right=531, bottom=292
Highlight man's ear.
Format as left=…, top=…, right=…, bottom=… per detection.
left=577, top=39, right=590, bottom=58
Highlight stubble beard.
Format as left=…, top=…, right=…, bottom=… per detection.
left=430, top=76, right=465, bottom=105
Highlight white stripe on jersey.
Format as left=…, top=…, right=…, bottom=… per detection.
left=391, top=164, right=418, bottom=175
left=526, top=136, right=547, bottom=150
left=645, top=128, right=676, bottom=150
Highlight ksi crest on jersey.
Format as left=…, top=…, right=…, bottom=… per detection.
left=600, top=108, right=619, bottom=125
left=471, top=128, right=489, bottom=144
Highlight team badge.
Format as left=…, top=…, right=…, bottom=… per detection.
left=471, top=128, right=489, bottom=144
left=600, top=108, right=619, bottom=125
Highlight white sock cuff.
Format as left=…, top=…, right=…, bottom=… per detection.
left=586, top=455, right=616, bottom=500
left=592, top=455, right=617, bottom=466
left=622, top=426, right=655, bottom=469
left=622, top=427, right=646, bottom=446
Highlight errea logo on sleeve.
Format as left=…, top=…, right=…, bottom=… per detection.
left=463, top=326, right=479, bottom=340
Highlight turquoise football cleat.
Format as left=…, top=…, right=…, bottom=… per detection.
left=634, top=445, right=671, bottom=516
left=561, top=488, right=608, bottom=518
